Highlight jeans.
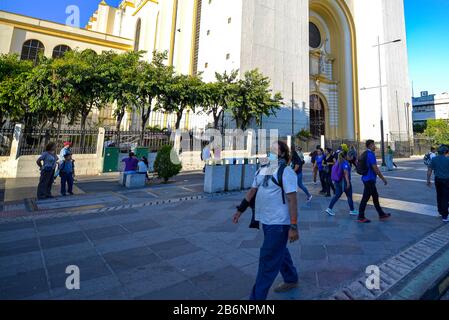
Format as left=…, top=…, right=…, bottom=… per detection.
left=325, top=170, right=335, bottom=195
left=37, top=169, right=54, bottom=199
left=319, top=170, right=326, bottom=192
left=250, top=225, right=299, bottom=300
left=328, top=180, right=355, bottom=211
left=358, top=180, right=386, bottom=219
left=297, top=172, right=311, bottom=198
left=435, top=178, right=449, bottom=219
left=60, top=172, right=74, bottom=195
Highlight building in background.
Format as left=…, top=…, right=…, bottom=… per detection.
left=0, top=0, right=412, bottom=142
left=413, top=91, right=449, bottom=126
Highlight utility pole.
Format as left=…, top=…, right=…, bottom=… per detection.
left=291, top=82, right=295, bottom=140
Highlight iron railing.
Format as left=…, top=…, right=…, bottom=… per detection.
left=0, top=126, right=14, bottom=156
left=18, top=129, right=98, bottom=156
left=104, top=130, right=172, bottom=153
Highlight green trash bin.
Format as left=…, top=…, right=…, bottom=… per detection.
left=135, top=147, right=149, bottom=160
left=103, top=147, right=120, bottom=173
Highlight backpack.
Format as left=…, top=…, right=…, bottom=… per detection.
left=424, top=153, right=432, bottom=167
left=356, top=151, right=369, bottom=176
left=331, top=162, right=344, bottom=182
left=270, top=162, right=288, bottom=205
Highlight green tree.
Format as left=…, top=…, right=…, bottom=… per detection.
left=158, top=74, right=204, bottom=130
left=0, top=54, right=32, bottom=127
left=154, top=145, right=182, bottom=183
left=227, top=69, right=283, bottom=130
left=201, top=70, right=238, bottom=130
left=134, top=51, right=174, bottom=145
left=104, top=51, right=141, bottom=144
left=424, top=119, right=449, bottom=145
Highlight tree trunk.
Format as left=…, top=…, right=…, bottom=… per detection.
left=115, top=109, right=125, bottom=147
left=213, top=108, right=223, bottom=130
left=140, top=102, right=152, bottom=146
left=175, top=109, right=183, bottom=130
left=56, top=112, right=62, bottom=143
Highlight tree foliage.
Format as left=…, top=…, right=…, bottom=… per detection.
left=424, top=119, right=449, bottom=145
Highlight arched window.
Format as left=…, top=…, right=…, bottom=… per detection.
left=52, top=45, right=71, bottom=58
left=21, top=39, right=45, bottom=62
left=134, top=18, right=142, bottom=52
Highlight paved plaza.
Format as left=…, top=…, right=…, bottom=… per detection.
left=0, top=159, right=448, bottom=300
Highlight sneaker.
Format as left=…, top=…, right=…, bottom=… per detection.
left=443, top=217, right=449, bottom=223
left=379, top=213, right=392, bottom=221
left=358, top=218, right=371, bottom=224
left=68, top=192, right=74, bottom=196
left=307, top=195, right=313, bottom=202
left=325, top=194, right=331, bottom=198
left=325, top=208, right=335, bottom=216
left=350, top=210, right=359, bottom=216
left=274, top=282, right=299, bottom=293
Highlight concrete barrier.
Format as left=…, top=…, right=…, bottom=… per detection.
left=204, top=165, right=226, bottom=193
left=242, top=163, right=257, bottom=189
left=125, top=173, right=146, bottom=188
left=226, top=164, right=243, bottom=191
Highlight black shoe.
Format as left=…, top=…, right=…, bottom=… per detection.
left=68, top=192, right=74, bottom=196
left=325, top=194, right=331, bottom=198
left=61, top=194, right=67, bottom=197
left=379, top=213, right=392, bottom=221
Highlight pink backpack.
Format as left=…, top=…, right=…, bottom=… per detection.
left=331, top=162, right=344, bottom=182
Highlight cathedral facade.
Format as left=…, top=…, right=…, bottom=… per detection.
left=0, top=0, right=412, bottom=142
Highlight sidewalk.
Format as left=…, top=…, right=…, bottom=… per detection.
left=0, top=159, right=447, bottom=300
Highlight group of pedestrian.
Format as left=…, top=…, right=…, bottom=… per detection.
left=36, top=141, right=75, bottom=200
left=232, top=138, right=398, bottom=301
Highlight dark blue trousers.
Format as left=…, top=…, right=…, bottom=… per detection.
left=250, top=225, right=298, bottom=300
left=60, top=172, right=74, bottom=195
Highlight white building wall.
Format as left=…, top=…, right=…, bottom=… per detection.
left=240, top=0, right=310, bottom=136
left=197, top=0, right=243, bottom=82
left=354, top=0, right=411, bottom=142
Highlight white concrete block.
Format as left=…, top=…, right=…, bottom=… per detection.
left=204, top=165, right=226, bottom=194
left=226, top=164, right=243, bottom=191
left=125, top=173, right=146, bottom=188
left=242, top=164, right=257, bottom=189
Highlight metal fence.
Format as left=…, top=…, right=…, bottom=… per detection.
left=18, top=129, right=99, bottom=156
left=104, top=130, right=172, bottom=153
left=0, top=126, right=14, bottom=156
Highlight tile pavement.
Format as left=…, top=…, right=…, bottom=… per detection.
left=0, top=160, right=446, bottom=300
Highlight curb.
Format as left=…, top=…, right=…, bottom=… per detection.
left=0, top=190, right=246, bottom=224
left=325, top=223, right=449, bottom=300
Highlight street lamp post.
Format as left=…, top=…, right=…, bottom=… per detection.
left=362, top=37, right=401, bottom=168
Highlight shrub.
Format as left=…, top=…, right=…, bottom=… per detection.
left=296, top=129, right=312, bottom=141
left=154, top=145, right=182, bottom=183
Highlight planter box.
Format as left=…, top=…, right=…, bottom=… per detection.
left=204, top=165, right=226, bottom=193
left=226, top=164, right=243, bottom=191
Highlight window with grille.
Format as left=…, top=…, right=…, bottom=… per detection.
left=21, top=39, right=45, bottom=62
left=52, top=45, right=71, bottom=58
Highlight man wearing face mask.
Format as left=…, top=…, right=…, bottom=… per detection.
left=233, top=140, right=299, bottom=300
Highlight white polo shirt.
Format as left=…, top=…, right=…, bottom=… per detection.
left=252, top=164, right=298, bottom=226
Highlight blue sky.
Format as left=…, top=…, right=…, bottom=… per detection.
left=1, top=0, right=448, bottom=96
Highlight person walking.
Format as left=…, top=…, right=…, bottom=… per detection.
left=233, top=140, right=299, bottom=300
left=292, top=145, right=312, bottom=202
left=310, top=146, right=321, bottom=184
left=36, top=142, right=57, bottom=200
left=138, top=156, right=149, bottom=180
left=59, top=152, right=75, bottom=196
left=427, top=145, right=449, bottom=222
left=325, top=151, right=358, bottom=217
left=314, top=148, right=326, bottom=194
left=324, top=148, right=336, bottom=197
left=424, top=147, right=437, bottom=168
left=357, top=140, right=391, bottom=223
left=201, top=143, right=211, bottom=173
left=348, top=145, right=358, bottom=168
